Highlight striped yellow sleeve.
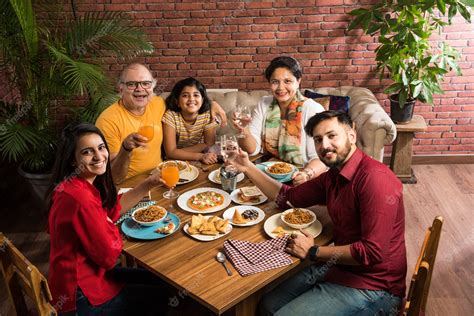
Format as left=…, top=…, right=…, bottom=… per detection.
left=162, top=110, right=177, bottom=129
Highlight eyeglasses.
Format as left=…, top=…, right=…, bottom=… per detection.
left=121, top=80, right=154, bottom=90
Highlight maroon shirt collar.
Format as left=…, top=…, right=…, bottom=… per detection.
left=337, top=147, right=364, bottom=181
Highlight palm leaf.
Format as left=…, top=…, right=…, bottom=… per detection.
left=66, top=11, right=153, bottom=60
left=0, top=123, right=44, bottom=162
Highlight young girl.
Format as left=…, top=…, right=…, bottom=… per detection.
left=163, top=77, right=219, bottom=164
left=46, top=123, right=168, bottom=315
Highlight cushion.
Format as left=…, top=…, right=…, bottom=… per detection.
left=304, top=90, right=350, bottom=113
left=308, top=96, right=330, bottom=111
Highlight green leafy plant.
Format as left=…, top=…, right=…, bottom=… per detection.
left=348, top=0, right=471, bottom=109
left=0, top=0, right=153, bottom=172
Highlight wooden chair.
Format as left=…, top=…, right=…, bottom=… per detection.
left=403, top=216, right=443, bottom=316
left=0, top=232, right=57, bottom=316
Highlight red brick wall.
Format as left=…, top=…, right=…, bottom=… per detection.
left=42, top=1, right=474, bottom=155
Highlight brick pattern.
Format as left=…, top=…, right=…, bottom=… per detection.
left=10, top=1, right=474, bottom=155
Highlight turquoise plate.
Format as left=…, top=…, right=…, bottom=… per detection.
left=121, top=212, right=180, bottom=240
left=256, top=162, right=295, bottom=183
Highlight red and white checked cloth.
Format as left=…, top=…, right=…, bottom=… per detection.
left=223, top=236, right=292, bottom=276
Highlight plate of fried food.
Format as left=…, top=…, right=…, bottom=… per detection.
left=208, top=167, right=245, bottom=184
left=177, top=187, right=231, bottom=214
left=156, top=160, right=199, bottom=185
left=263, top=211, right=322, bottom=239
left=222, top=206, right=265, bottom=227
left=183, top=214, right=232, bottom=241
left=256, top=162, right=297, bottom=183
left=121, top=211, right=181, bottom=240
left=230, top=186, right=268, bottom=205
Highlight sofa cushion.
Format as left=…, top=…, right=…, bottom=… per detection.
left=304, top=90, right=350, bottom=113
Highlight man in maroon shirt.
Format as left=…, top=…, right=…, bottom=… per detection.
left=228, top=110, right=406, bottom=315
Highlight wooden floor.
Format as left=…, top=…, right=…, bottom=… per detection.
left=1, top=164, right=473, bottom=315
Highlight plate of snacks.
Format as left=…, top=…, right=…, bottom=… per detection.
left=121, top=212, right=180, bottom=240
left=230, top=186, right=267, bottom=205
left=222, top=206, right=265, bottom=227
left=183, top=214, right=232, bottom=241
left=208, top=167, right=245, bottom=184
left=263, top=213, right=322, bottom=239
left=177, top=187, right=231, bottom=214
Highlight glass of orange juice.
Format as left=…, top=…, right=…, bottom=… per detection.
left=138, top=121, right=154, bottom=143
left=162, top=161, right=180, bottom=199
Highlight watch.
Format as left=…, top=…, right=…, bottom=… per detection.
left=308, top=245, right=320, bottom=261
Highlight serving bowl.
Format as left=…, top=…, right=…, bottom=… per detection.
left=131, top=205, right=168, bottom=226
left=280, top=208, right=316, bottom=229
left=264, top=162, right=296, bottom=180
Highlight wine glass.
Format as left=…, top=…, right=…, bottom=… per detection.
left=220, top=135, right=239, bottom=162
left=162, top=161, right=180, bottom=199
left=234, top=104, right=251, bottom=138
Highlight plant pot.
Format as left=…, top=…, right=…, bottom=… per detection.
left=390, top=95, right=415, bottom=124
left=17, top=165, right=52, bottom=208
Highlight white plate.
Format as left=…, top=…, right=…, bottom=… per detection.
left=177, top=187, right=231, bottom=214
left=230, top=188, right=268, bottom=206
left=263, top=213, right=322, bottom=239
left=183, top=216, right=233, bottom=241
left=208, top=169, right=245, bottom=184
left=177, top=164, right=199, bottom=185
left=222, top=206, right=265, bottom=227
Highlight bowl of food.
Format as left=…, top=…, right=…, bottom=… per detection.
left=281, top=208, right=316, bottom=229
left=131, top=205, right=168, bottom=226
left=265, top=162, right=295, bottom=180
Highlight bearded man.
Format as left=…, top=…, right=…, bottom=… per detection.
left=227, top=110, right=407, bottom=316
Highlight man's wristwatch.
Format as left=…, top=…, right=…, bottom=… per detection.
left=308, top=245, right=320, bottom=261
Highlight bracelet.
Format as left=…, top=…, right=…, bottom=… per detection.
left=122, top=142, right=132, bottom=152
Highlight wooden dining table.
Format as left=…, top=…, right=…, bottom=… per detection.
left=119, top=161, right=334, bottom=315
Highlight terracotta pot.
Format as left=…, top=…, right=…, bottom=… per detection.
left=390, top=94, right=415, bottom=124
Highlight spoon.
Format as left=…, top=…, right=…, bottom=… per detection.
left=216, top=252, right=232, bottom=276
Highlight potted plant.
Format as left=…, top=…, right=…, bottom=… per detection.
left=0, top=0, right=153, bottom=200
left=348, top=0, right=471, bottom=123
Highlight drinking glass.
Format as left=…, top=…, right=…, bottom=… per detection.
left=234, top=104, right=251, bottom=138
left=220, top=135, right=239, bottom=162
left=138, top=121, right=154, bottom=143
left=162, top=161, right=180, bottom=199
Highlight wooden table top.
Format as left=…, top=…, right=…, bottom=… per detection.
left=119, top=162, right=333, bottom=315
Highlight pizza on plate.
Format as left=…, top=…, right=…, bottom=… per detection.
left=187, top=191, right=225, bottom=211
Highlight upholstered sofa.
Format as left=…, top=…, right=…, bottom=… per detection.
left=205, top=87, right=396, bottom=162
left=162, top=86, right=396, bottom=162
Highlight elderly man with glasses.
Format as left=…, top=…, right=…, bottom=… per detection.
left=96, top=63, right=226, bottom=183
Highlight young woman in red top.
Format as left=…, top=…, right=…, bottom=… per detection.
left=46, top=123, right=168, bottom=315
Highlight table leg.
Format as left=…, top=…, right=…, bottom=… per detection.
left=232, top=292, right=261, bottom=316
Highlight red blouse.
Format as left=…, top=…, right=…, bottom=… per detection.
left=276, top=149, right=407, bottom=297
left=48, top=177, right=124, bottom=312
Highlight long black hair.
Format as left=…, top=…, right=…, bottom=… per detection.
left=165, top=77, right=211, bottom=114
left=46, top=123, right=117, bottom=213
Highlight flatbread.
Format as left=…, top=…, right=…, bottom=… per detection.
left=187, top=191, right=225, bottom=211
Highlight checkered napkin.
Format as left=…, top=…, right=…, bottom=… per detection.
left=223, top=236, right=291, bottom=276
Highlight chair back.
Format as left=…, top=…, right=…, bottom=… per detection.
left=404, top=216, right=443, bottom=316
left=0, top=233, right=57, bottom=316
